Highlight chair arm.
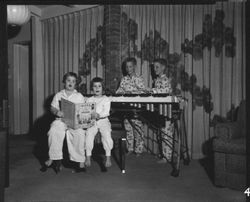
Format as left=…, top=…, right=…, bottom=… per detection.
left=215, top=122, right=239, bottom=142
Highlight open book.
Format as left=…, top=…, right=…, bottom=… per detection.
left=61, top=98, right=96, bottom=129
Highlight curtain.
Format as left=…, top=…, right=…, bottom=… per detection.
left=42, top=6, right=104, bottom=98
left=120, top=3, right=245, bottom=158
left=42, top=3, right=245, bottom=159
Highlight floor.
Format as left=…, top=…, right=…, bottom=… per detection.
left=4, top=135, right=245, bottom=202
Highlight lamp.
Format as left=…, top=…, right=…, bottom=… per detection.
left=7, top=5, right=31, bottom=26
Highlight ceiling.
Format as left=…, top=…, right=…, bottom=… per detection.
left=30, top=5, right=97, bottom=19
left=34, top=5, right=50, bottom=9
left=34, top=5, right=77, bottom=10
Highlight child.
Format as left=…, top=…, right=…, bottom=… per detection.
left=152, top=58, right=173, bottom=94
left=45, top=72, right=86, bottom=173
left=116, top=57, right=146, bottom=156
left=152, top=58, right=174, bottom=163
left=85, top=77, right=113, bottom=168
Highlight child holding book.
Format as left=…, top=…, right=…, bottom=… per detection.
left=85, top=77, right=113, bottom=168
left=45, top=72, right=86, bottom=173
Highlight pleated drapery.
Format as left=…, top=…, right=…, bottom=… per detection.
left=120, top=3, right=245, bottom=158
left=42, top=6, right=104, bottom=97
left=42, top=3, right=245, bottom=158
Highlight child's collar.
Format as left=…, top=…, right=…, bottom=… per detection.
left=93, top=94, right=103, bottom=98
left=159, top=74, right=166, bottom=78
left=63, top=89, right=77, bottom=95
left=127, top=73, right=137, bottom=79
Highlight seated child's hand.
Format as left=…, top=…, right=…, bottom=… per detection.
left=124, top=91, right=132, bottom=94
left=144, top=88, right=153, bottom=94
left=57, top=111, right=64, bottom=118
left=91, top=112, right=100, bottom=119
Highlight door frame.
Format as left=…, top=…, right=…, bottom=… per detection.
left=12, top=43, right=32, bottom=135
left=0, top=3, right=9, bottom=202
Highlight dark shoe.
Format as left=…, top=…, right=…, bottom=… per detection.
left=157, top=158, right=167, bottom=164
left=40, top=164, right=48, bottom=172
left=41, top=160, right=62, bottom=174
left=135, top=153, right=143, bottom=157
left=74, top=167, right=86, bottom=173
left=126, top=151, right=134, bottom=156
left=53, top=160, right=62, bottom=174
left=40, top=159, right=53, bottom=172
left=73, top=164, right=86, bottom=173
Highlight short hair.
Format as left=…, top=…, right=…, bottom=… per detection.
left=62, top=72, right=78, bottom=83
left=91, top=77, right=104, bottom=89
left=125, top=57, right=137, bottom=66
left=153, top=58, right=168, bottom=67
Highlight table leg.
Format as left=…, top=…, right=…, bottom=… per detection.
left=171, top=119, right=181, bottom=177
left=119, top=138, right=126, bottom=173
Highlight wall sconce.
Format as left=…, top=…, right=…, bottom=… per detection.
left=7, top=5, right=31, bottom=26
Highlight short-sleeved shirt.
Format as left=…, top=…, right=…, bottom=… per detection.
left=86, top=95, right=111, bottom=118
left=116, top=74, right=146, bottom=94
left=152, top=74, right=172, bottom=94
left=51, top=89, right=85, bottom=110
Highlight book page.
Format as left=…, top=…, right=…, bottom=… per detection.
left=61, top=98, right=96, bottom=129
left=75, top=102, right=96, bottom=129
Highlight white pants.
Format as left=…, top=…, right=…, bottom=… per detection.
left=86, top=118, right=113, bottom=156
left=66, top=128, right=86, bottom=163
left=47, top=119, right=86, bottom=162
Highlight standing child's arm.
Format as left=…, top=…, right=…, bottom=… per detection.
left=152, top=77, right=173, bottom=94
left=135, top=76, right=146, bottom=92
left=116, top=78, right=126, bottom=94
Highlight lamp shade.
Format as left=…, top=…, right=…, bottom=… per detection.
left=7, top=5, right=31, bottom=26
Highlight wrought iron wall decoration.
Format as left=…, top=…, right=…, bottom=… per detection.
left=78, top=9, right=237, bottom=113
left=181, top=10, right=236, bottom=59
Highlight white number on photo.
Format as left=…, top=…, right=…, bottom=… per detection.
left=244, top=188, right=250, bottom=197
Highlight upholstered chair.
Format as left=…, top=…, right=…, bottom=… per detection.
left=212, top=100, right=246, bottom=190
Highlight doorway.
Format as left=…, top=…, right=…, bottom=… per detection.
left=12, top=43, right=32, bottom=135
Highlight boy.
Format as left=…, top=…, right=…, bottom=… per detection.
left=116, top=57, right=146, bottom=156
left=152, top=58, right=172, bottom=94
left=152, top=58, right=174, bottom=163
left=85, top=77, right=113, bottom=167
left=45, top=72, right=86, bottom=173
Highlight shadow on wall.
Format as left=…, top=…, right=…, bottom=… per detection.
left=29, top=94, right=55, bottom=166
left=199, top=138, right=215, bottom=184
left=8, top=25, right=22, bottom=39
left=121, top=60, right=127, bottom=76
